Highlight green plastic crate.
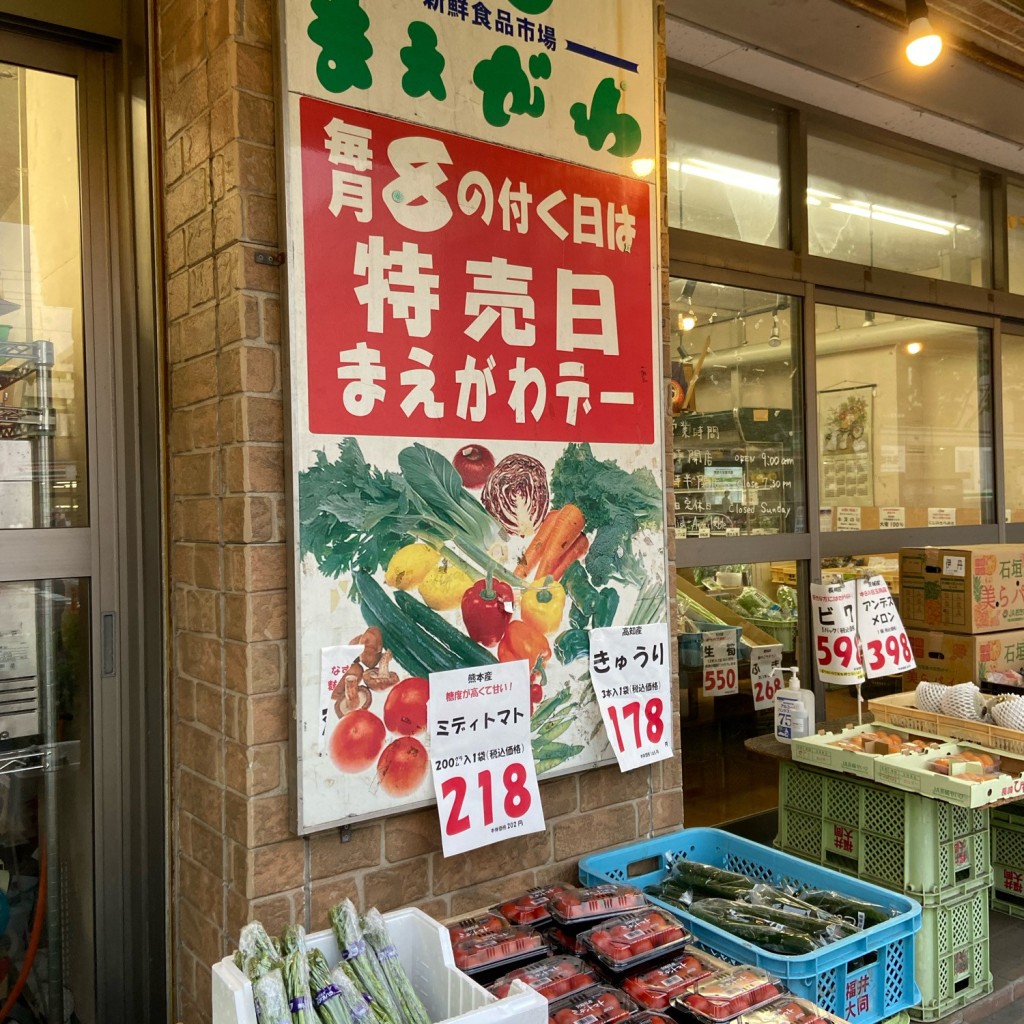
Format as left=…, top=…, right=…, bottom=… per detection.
left=779, top=763, right=991, bottom=897
left=907, top=887, right=991, bottom=1021
left=991, top=815, right=1024, bottom=917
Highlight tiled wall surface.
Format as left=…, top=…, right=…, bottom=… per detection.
left=156, top=1, right=677, bottom=1021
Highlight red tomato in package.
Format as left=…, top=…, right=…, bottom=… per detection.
left=488, top=955, right=598, bottom=1001
left=497, top=883, right=574, bottom=926
left=547, top=884, right=647, bottom=923
left=447, top=912, right=508, bottom=945
left=620, top=951, right=717, bottom=1009
left=546, top=986, right=637, bottom=1024
left=451, top=925, right=547, bottom=973
left=582, top=908, right=689, bottom=967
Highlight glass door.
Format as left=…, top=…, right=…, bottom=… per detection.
left=0, top=49, right=119, bottom=1024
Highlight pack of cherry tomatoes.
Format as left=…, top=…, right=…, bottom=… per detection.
left=620, top=949, right=722, bottom=1009
left=674, top=967, right=783, bottom=1021
left=487, top=955, right=600, bottom=1001
left=547, top=985, right=640, bottom=1024
left=580, top=908, right=690, bottom=970
left=494, top=883, right=576, bottom=926
left=449, top=919, right=549, bottom=976
left=548, top=884, right=649, bottom=924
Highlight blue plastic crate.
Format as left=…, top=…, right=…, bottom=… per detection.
left=578, top=827, right=921, bottom=1024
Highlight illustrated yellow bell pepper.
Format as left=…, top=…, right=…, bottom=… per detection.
left=521, top=577, right=566, bottom=635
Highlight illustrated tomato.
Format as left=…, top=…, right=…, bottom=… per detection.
left=329, top=709, right=386, bottom=773
left=453, top=444, right=495, bottom=488
left=383, top=676, right=429, bottom=734
left=377, top=735, right=429, bottom=796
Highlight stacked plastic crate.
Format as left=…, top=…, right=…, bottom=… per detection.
left=991, top=801, right=1024, bottom=916
left=777, top=760, right=993, bottom=1021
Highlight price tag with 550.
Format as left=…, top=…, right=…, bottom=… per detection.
left=427, top=660, right=545, bottom=858
left=590, top=623, right=673, bottom=772
left=702, top=628, right=739, bottom=697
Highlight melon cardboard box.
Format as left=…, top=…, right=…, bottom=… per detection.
left=902, top=628, right=1024, bottom=688
left=899, top=545, right=1024, bottom=634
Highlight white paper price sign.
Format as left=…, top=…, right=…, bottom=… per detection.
left=590, top=623, right=673, bottom=772
left=811, top=581, right=866, bottom=686
left=750, top=645, right=784, bottom=710
left=428, top=660, right=544, bottom=857
left=856, top=575, right=915, bottom=678
left=701, top=628, right=739, bottom=697
left=319, top=645, right=362, bottom=752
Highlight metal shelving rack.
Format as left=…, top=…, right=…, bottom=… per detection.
left=0, top=335, right=67, bottom=1023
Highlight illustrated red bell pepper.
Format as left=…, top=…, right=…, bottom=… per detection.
left=497, top=619, right=552, bottom=667
left=460, top=569, right=514, bottom=647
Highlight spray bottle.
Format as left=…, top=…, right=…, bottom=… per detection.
left=773, top=667, right=815, bottom=744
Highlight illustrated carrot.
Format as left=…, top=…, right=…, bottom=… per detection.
left=516, top=508, right=562, bottom=578
left=548, top=534, right=589, bottom=582
left=533, top=504, right=586, bottom=579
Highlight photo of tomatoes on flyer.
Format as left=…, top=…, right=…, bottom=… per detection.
left=297, top=437, right=668, bottom=820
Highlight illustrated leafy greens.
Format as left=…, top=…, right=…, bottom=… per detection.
left=550, top=442, right=663, bottom=588
left=299, top=438, right=516, bottom=584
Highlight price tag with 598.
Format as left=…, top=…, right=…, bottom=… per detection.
left=427, top=660, right=545, bottom=858
left=590, top=622, right=673, bottom=772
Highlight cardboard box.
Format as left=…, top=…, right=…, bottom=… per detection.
left=904, top=627, right=1024, bottom=687
left=899, top=545, right=1024, bottom=634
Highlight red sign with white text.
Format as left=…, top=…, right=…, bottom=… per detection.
left=299, top=96, right=655, bottom=444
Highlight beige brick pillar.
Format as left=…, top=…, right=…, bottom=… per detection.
left=157, top=3, right=677, bottom=1021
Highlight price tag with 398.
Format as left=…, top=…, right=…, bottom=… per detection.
left=591, top=622, right=674, bottom=772
left=427, top=659, right=545, bottom=858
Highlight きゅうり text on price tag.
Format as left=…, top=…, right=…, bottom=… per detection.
left=701, top=627, right=739, bottom=698
left=590, top=622, right=673, bottom=772
left=856, top=575, right=915, bottom=678
left=810, top=580, right=866, bottom=686
left=427, top=659, right=544, bottom=858
left=319, top=645, right=363, bottom=753
left=750, top=644, right=784, bottom=710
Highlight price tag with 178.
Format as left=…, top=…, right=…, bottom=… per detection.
left=591, top=622, right=673, bottom=772
left=427, top=659, right=545, bottom=858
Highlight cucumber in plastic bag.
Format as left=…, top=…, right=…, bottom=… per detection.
left=686, top=899, right=822, bottom=956
left=665, top=859, right=754, bottom=899
left=799, top=888, right=892, bottom=929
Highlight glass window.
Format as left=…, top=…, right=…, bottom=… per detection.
left=815, top=305, right=992, bottom=528
left=807, top=130, right=989, bottom=286
left=0, top=67, right=87, bottom=528
left=1002, top=330, right=1024, bottom=521
left=678, top=562, right=799, bottom=826
left=666, top=87, right=785, bottom=247
left=1009, top=182, right=1024, bottom=295
left=671, top=280, right=804, bottom=536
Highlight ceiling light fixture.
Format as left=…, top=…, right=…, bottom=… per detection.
left=862, top=310, right=876, bottom=328
left=905, top=0, right=943, bottom=67
left=680, top=304, right=696, bottom=332
left=768, top=309, right=782, bottom=348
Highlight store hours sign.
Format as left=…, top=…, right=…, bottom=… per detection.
left=283, top=0, right=664, bottom=834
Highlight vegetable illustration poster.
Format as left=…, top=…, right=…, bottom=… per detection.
left=282, top=1, right=665, bottom=831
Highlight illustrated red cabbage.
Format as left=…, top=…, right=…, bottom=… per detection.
left=481, top=454, right=550, bottom=537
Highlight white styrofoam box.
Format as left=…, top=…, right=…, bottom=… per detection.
left=211, top=906, right=546, bottom=1024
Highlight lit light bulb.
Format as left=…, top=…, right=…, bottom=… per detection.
left=631, top=157, right=655, bottom=178
left=906, top=341, right=923, bottom=355
left=906, top=17, right=943, bottom=66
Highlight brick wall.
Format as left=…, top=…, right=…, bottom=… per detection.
left=157, top=2, right=676, bottom=1021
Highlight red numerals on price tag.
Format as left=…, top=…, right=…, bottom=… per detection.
left=753, top=673, right=782, bottom=705
left=816, top=634, right=861, bottom=668
left=439, top=762, right=533, bottom=838
left=865, top=632, right=913, bottom=672
left=703, top=667, right=738, bottom=695
left=606, top=698, right=665, bottom=753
